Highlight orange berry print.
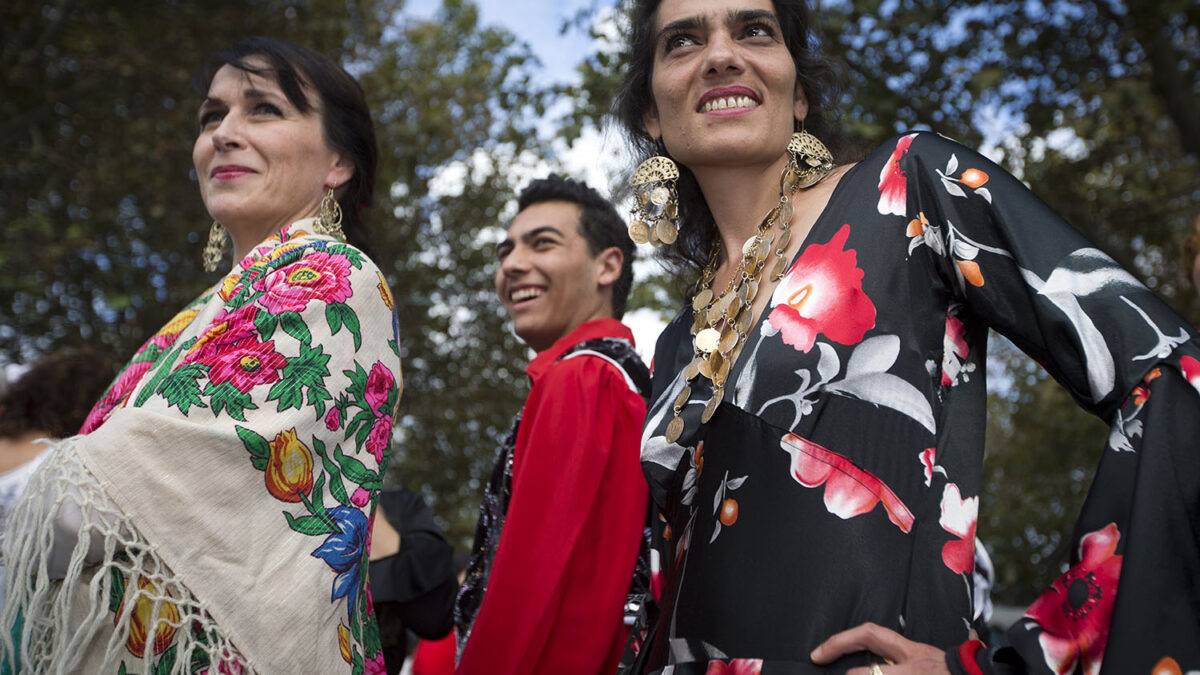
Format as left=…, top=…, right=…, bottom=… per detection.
left=719, top=498, right=739, bottom=526
left=959, top=168, right=989, bottom=188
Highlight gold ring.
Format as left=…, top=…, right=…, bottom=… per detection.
left=868, top=664, right=885, bottom=675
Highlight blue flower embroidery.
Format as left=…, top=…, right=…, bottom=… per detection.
left=312, top=505, right=368, bottom=619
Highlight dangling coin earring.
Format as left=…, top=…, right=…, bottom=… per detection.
left=315, top=186, right=346, bottom=241
left=787, top=122, right=834, bottom=189
left=202, top=220, right=229, bottom=273
left=628, top=140, right=680, bottom=247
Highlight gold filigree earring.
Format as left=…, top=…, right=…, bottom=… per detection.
left=786, top=122, right=834, bottom=189
left=628, top=140, right=680, bottom=247
left=315, top=186, right=346, bottom=241
left=202, top=221, right=229, bottom=273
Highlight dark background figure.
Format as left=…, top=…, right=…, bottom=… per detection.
left=369, top=488, right=458, bottom=674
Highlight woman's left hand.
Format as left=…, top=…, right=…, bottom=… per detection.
left=810, top=622, right=950, bottom=675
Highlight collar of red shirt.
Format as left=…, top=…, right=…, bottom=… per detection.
left=525, top=317, right=636, bottom=383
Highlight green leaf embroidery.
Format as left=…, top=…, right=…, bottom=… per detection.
left=205, top=381, right=257, bottom=421
left=328, top=303, right=362, bottom=350
left=236, top=425, right=270, bottom=472
left=341, top=306, right=362, bottom=351
left=325, top=302, right=344, bottom=336
left=157, top=362, right=208, bottom=415
left=134, top=337, right=193, bottom=408
left=351, top=646, right=365, bottom=675
left=280, top=311, right=312, bottom=345
left=153, top=645, right=177, bottom=675
left=254, top=311, right=278, bottom=340
left=108, top=567, right=126, bottom=613
left=324, top=243, right=366, bottom=268
left=311, top=472, right=328, bottom=513
left=283, top=511, right=340, bottom=536
left=334, top=443, right=381, bottom=490
left=313, top=438, right=351, bottom=507
left=268, top=343, right=332, bottom=413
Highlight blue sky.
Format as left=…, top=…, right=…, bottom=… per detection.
left=402, top=0, right=600, bottom=86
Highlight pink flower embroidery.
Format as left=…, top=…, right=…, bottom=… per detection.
left=364, top=651, right=387, bottom=675
left=939, top=483, right=977, bottom=575
left=767, top=225, right=876, bottom=353
left=705, top=658, right=763, bottom=675
left=877, top=133, right=918, bottom=216
left=1025, top=523, right=1123, bottom=675
left=351, top=487, right=371, bottom=507
left=365, top=415, right=393, bottom=463
left=81, top=360, right=154, bottom=433
left=326, top=406, right=342, bottom=431
left=1180, top=356, right=1200, bottom=397
left=780, top=433, right=914, bottom=533
left=202, top=336, right=288, bottom=393
left=255, top=251, right=353, bottom=314
left=364, top=362, right=395, bottom=416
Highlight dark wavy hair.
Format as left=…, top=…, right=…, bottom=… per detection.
left=614, top=0, right=852, bottom=278
left=517, top=175, right=637, bottom=319
left=194, top=37, right=378, bottom=259
left=0, top=348, right=116, bottom=439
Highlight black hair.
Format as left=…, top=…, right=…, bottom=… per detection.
left=516, top=175, right=636, bottom=319
left=0, top=348, right=116, bottom=439
left=613, top=0, right=852, bottom=279
left=194, top=37, right=378, bottom=258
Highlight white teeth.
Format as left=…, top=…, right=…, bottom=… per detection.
left=702, top=96, right=758, bottom=112
left=511, top=288, right=543, bottom=302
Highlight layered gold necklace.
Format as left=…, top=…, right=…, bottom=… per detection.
left=664, top=156, right=823, bottom=443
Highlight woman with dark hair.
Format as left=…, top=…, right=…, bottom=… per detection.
left=2, top=38, right=400, bottom=674
left=615, top=1, right=1200, bottom=674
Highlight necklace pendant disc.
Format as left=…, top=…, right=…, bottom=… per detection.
left=718, top=327, right=739, bottom=355
left=701, top=388, right=723, bottom=423
left=695, top=327, right=721, bottom=354
left=735, top=309, right=754, bottom=334
left=692, top=287, right=714, bottom=310
left=656, top=219, right=678, bottom=244
left=628, top=221, right=650, bottom=244
left=665, top=415, right=685, bottom=443
left=684, top=356, right=703, bottom=380
left=772, top=256, right=790, bottom=279
left=724, top=296, right=742, bottom=322
left=674, top=385, right=692, bottom=411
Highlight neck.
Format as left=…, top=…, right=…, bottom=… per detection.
left=0, top=430, right=52, bottom=474
left=691, top=154, right=792, bottom=266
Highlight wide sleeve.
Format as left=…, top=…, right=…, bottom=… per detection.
left=895, top=133, right=1200, bottom=674
left=455, top=356, right=649, bottom=675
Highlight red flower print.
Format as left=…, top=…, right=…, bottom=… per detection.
left=780, top=433, right=914, bottom=533
left=81, top=360, right=154, bottom=433
left=202, top=336, right=288, bottom=393
left=189, top=305, right=261, bottom=358
left=364, top=651, right=387, bottom=675
left=365, top=415, right=393, bottom=463
left=940, top=311, right=975, bottom=386
left=919, top=447, right=945, bottom=487
left=1025, top=522, right=1123, bottom=675
left=767, top=225, right=876, bottom=353
left=877, top=133, right=917, bottom=216
left=939, top=483, right=977, bottom=575
left=364, top=361, right=395, bottom=416
left=151, top=307, right=202, bottom=348
left=705, top=658, right=763, bottom=675
left=1180, top=356, right=1200, bottom=397
left=255, top=251, right=353, bottom=314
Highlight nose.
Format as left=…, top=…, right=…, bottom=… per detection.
left=499, top=246, right=531, bottom=277
left=701, top=30, right=745, bottom=77
left=210, top=113, right=244, bottom=152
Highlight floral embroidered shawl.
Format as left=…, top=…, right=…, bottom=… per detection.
left=2, top=220, right=402, bottom=674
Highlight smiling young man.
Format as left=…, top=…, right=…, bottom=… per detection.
left=454, top=176, right=651, bottom=675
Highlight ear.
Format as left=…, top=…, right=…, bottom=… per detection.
left=325, top=154, right=355, bottom=192
left=642, top=104, right=662, bottom=144
left=793, top=82, right=809, bottom=123
left=594, top=246, right=624, bottom=289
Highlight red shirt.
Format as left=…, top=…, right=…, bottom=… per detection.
left=456, top=318, right=650, bottom=675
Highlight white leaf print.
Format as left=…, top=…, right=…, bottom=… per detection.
left=726, top=476, right=748, bottom=490
left=816, top=342, right=841, bottom=383
left=974, top=186, right=992, bottom=203
left=946, top=154, right=959, bottom=174
left=941, top=178, right=967, bottom=198
left=826, top=372, right=937, bottom=434
left=844, top=335, right=900, bottom=379
left=713, top=472, right=726, bottom=513
left=710, top=522, right=722, bottom=543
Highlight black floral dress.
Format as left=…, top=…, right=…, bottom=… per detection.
left=631, top=132, right=1200, bottom=675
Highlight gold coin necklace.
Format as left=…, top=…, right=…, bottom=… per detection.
left=665, top=164, right=804, bottom=443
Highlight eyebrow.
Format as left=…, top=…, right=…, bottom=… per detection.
left=198, top=88, right=281, bottom=110
left=655, top=8, right=780, bottom=43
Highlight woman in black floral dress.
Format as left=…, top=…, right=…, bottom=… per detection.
left=614, top=0, right=1200, bottom=674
